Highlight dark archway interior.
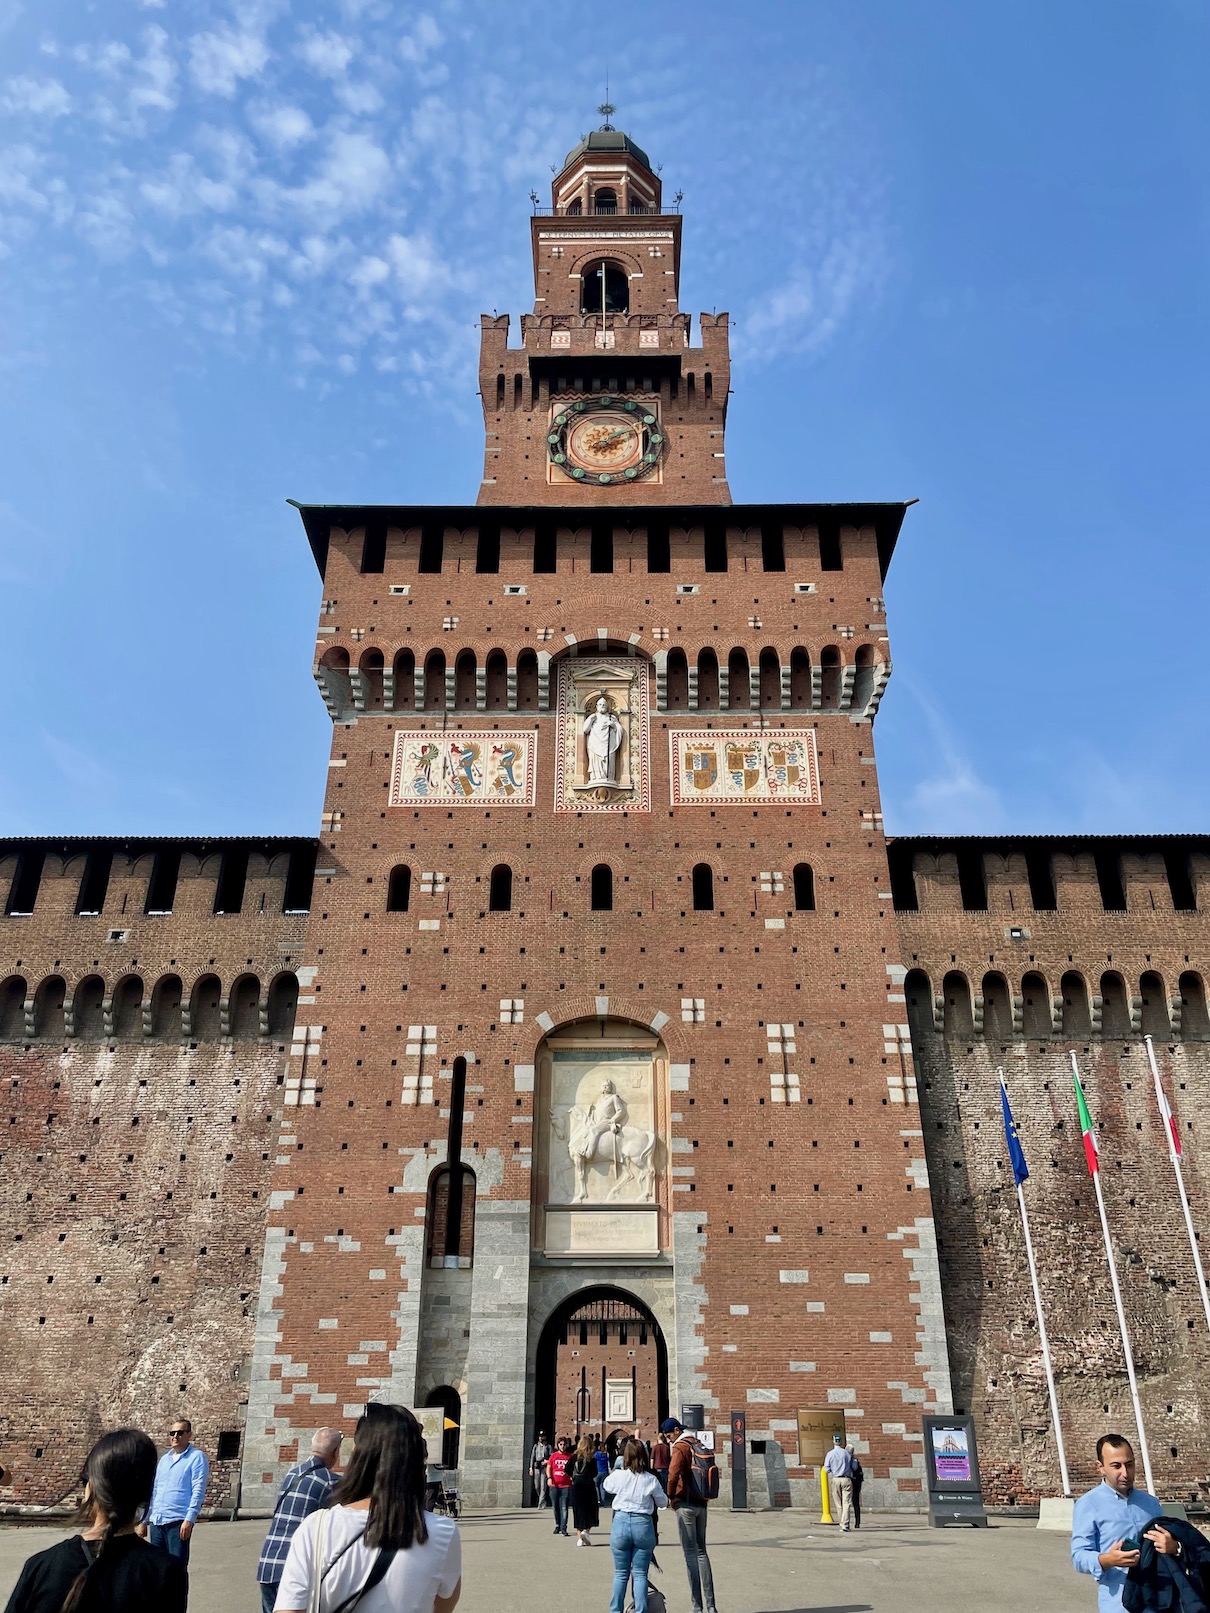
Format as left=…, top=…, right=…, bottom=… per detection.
left=531, top=1284, right=668, bottom=1504
left=423, top=1384, right=462, bottom=1470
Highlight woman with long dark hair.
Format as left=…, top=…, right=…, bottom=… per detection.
left=3, top=1428, right=187, bottom=1613
left=275, top=1405, right=461, bottom=1613
left=567, top=1434, right=600, bottom=1547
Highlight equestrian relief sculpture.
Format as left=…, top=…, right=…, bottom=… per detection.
left=550, top=1079, right=656, bottom=1204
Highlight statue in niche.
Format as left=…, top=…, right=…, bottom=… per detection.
left=550, top=1079, right=656, bottom=1204
left=583, top=695, right=623, bottom=784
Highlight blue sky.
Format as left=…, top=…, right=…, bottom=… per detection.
left=0, top=0, right=1206, bottom=837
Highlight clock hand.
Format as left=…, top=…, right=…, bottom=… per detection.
left=594, top=427, right=632, bottom=449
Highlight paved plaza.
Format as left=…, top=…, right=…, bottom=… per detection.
left=0, top=1507, right=1086, bottom=1612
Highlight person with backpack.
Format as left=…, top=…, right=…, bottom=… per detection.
left=3, top=1428, right=187, bottom=1613
left=273, top=1404, right=461, bottom=1613
left=662, top=1417, right=719, bottom=1613
left=603, top=1438, right=667, bottom=1613
left=847, top=1444, right=864, bottom=1530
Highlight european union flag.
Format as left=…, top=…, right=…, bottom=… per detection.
left=999, top=1076, right=1029, bottom=1185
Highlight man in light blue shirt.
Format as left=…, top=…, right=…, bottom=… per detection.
left=146, top=1417, right=209, bottom=1567
left=1071, top=1433, right=1180, bottom=1611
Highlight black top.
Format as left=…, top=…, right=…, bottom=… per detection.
left=3, top=1533, right=188, bottom=1613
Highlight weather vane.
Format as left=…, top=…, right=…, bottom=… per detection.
left=598, top=72, right=615, bottom=130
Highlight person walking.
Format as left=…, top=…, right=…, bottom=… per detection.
left=3, top=1428, right=187, bottom=1613
left=568, top=1435, right=601, bottom=1546
left=594, top=1439, right=610, bottom=1505
left=530, top=1432, right=552, bottom=1510
left=548, top=1437, right=572, bottom=1537
left=848, top=1445, right=864, bottom=1530
left=274, top=1403, right=460, bottom=1613
left=823, top=1434, right=855, bottom=1532
left=1071, top=1433, right=1178, bottom=1612
left=651, top=1433, right=671, bottom=1498
left=144, top=1418, right=208, bottom=1568
left=664, top=1417, right=718, bottom=1613
left=255, top=1427, right=343, bottom=1613
left=603, top=1438, right=667, bottom=1613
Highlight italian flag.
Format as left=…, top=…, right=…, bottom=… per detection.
left=1073, top=1067, right=1100, bottom=1176
left=1154, top=1070, right=1183, bottom=1160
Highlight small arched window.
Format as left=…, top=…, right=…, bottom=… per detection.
left=758, top=648, right=780, bottom=709
left=74, top=975, right=105, bottom=1041
left=697, top=649, right=719, bottom=709
left=1021, top=971, right=1052, bottom=1038
left=820, top=646, right=842, bottom=707
left=904, top=968, right=934, bottom=1039
left=581, top=259, right=629, bottom=315
left=516, top=649, right=539, bottom=709
left=189, top=974, right=221, bottom=1042
left=387, top=865, right=412, bottom=913
left=266, top=971, right=298, bottom=1039
left=0, top=975, right=27, bottom=1041
left=1100, top=971, right=1131, bottom=1038
left=424, top=650, right=446, bottom=710
left=591, top=864, right=613, bottom=911
left=593, top=187, right=617, bottom=215
left=1140, top=970, right=1169, bottom=1039
left=485, top=650, right=508, bottom=709
left=692, top=863, right=715, bottom=912
left=789, top=648, right=811, bottom=708
left=942, top=970, right=974, bottom=1039
left=392, top=648, right=415, bottom=711
left=454, top=650, right=476, bottom=710
left=150, top=974, right=182, bottom=1040
left=981, top=972, right=1012, bottom=1040
left=1180, top=972, right=1210, bottom=1039
left=112, top=975, right=145, bottom=1040
left=34, top=975, right=66, bottom=1040
left=793, top=863, right=815, bottom=911
left=489, top=864, right=513, bottom=912
left=565, top=196, right=582, bottom=216
left=727, top=648, right=750, bottom=709
left=1061, top=970, right=1092, bottom=1038
left=665, top=648, right=689, bottom=710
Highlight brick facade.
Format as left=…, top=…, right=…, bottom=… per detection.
left=2, top=122, right=1208, bottom=1517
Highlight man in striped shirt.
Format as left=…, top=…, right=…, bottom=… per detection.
left=256, top=1428, right=343, bottom=1613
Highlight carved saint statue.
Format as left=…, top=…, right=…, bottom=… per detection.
left=583, top=695, right=623, bottom=784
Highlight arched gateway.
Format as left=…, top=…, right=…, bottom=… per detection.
left=530, top=1286, right=668, bottom=1500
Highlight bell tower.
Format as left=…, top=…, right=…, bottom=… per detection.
left=478, top=110, right=731, bottom=505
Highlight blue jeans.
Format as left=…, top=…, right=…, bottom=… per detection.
left=148, top=1520, right=190, bottom=1566
left=552, top=1487, right=570, bottom=1533
left=610, top=1511, right=656, bottom=1613
left=260, top=1582, right=279, bottom=1613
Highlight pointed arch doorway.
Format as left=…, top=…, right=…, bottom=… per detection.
left=534, top=1285, right=668, bottom=1459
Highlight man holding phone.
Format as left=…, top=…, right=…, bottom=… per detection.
left=1071, top=1433, right=1179, bottom=1610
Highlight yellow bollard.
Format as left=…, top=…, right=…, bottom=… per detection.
left=820, top=1467, right=834, bottom=1525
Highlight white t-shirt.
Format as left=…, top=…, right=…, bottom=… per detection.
left=275, top=1505, right=461, bottom=1613
left=602, top=1469, right=667, bottom=1516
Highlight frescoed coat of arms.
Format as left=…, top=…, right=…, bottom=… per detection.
left=669, top=729, right=821, bottom=808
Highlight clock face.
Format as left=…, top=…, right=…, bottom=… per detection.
left=547, top=396, right=664, bottom=484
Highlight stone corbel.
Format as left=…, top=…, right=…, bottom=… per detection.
left=779, top=666, right=792, bottom=710
left=1011, top=994, right=1024, bottom=1035
left=810, top=667, right=823, bottom=709
left=747, top=666, right=761, bottom=709
left=537, top=651, right=551, bottom=710
left=1089, top=994, right=1104, bottom=1035
left=443, top=668, right=456, bottom=711
left=349, top=668, right=369, bottom=711
left=141, top=1001, right=154, bottom=1038
left=258, top=990, right=270, bottom=1038
left=1050, top=996, right=1064, bottom=1035
left=475, top=668, right=487, bottom=711
left=932, top=994, right=945, bottom=1034
left=220, top=995, right=233, bottom=1039
left=866, top=662, right=892, bottom=719
left=382, top=666, right=396, bottom=709
left=102, top=995, right=115, bottom=1039
left=717, top=666, right=730, bottom=707
left=506, top=665, right=518, bottom=711
left=23, top=994, right=36, bottom=1040
left=313, top=667, right=343, bottom=720
left=1129, top=995, right=1143, bottom=1035
left=838, top=665, right=857, bottom=710
left=971, top=993, right=985, bottom=1035
left=1169, top=995, right=1184, bottom=1035
left=653, top=650, right=668, bottom=711
left=686, top=666, right=699, bottom=710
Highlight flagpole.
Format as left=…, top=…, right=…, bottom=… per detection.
left=1073, top=1052, right=1156, bottom=1497
left=1144, top=1034, right=1210, bottom=1336
left=1015, top=1177, right=1072, bottom=1495
left=999, top=1071, right=1071, bottom=1496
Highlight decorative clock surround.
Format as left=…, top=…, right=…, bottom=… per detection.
left=547, top=395, right=664, bottom=485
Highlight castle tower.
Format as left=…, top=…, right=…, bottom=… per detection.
left=241, top=120, right=952, bottom=1513
left=479, top=112, right=730, bottom=505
